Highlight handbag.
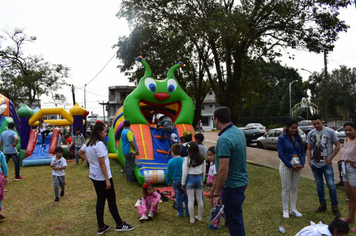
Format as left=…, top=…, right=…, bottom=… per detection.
left=291, top=156, right=300, bottom=166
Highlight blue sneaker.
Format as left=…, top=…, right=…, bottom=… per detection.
left=208, top=224, right=220, bottom=230
left=208, top=205, right=224, bottom=222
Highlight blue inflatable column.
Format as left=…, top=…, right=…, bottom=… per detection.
left=17, top=104, right=33, bottom=150
left=69, top=103, right=86, bottom=135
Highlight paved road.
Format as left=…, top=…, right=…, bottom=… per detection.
left=201, top=131, right=342, bottom=182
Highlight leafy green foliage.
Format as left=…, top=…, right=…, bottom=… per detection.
left=0, top=29, right=69, bottom=107
left=309, top=66, right=356, bottom=120
left=116, top=0, right=351, bottom=123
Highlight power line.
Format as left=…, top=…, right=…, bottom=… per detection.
left=80, top=51, right=117, bottom=89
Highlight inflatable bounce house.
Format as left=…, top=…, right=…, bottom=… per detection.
left=0, top=94, right=21, bottom=152
left=18, top=103, right=89, bottom=166
left=106, top=56, right=195, bottom=185
left=0, top=94, right=89, bottom=167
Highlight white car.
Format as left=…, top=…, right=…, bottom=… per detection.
left=335, top=126, right=346, bottom=143
left=246, top=123, right=266, bottom=134
left=256, top=128, right=307, bottom=149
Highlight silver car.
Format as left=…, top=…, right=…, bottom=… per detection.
left=256, top=128, right=306, bottom=149
left=246, top=123, right=266, bottom=134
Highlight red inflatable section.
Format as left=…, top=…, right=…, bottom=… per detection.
left=49, top=128, right=60, bottom=154
left=26, top=129, right=39, bottom=157
left=131, top=124, right=154, bottom=160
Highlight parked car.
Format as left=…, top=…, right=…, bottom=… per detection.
left=298, top=120, right=328, bottom=135
left=335, top=126, right=346, bottom=143
left=240, top=127, right=265, bottom=146
left=256, top=128, right=307, bottom=150
left=246, top=123, right=266, bottom=133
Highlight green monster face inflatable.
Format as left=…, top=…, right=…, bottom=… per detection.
left=123, top=56, right=194, bottom=125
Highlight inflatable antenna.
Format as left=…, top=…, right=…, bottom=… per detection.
left=136, top=56, right=152, bottom=78
left=167, top=62, right=184, bottom=78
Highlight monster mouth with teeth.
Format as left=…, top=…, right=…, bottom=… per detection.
left=139, top=100, right=182, bottom=124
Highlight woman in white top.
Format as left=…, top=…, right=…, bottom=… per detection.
left=182, top=141, right=206, bottom=224
left=78, top=122, right=134, bottom=234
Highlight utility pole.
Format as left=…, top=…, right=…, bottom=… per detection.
left=323, top=50, right=328, bottom=121
left=71, top=84, right=76, bottom=105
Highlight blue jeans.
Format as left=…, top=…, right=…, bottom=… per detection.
left=160, top=128, right=172, bottom=146
left=173, top=179, right=189, bottom=217
left=221, top=185, right=247, bottom=236
left=311, top=164, right=338, bottom=205
left=75, top=147, right=81, bottom=164
left=185, top=174, right=203, bottom=190
left=5, top=153, right=20, bottom=177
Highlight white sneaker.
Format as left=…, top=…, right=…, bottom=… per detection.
left=139, top=215, right=148, bottom=221
left=290, top=210, right=302, bottom=217
left=283, top=210, right=289, bottom=219
left=134, top=199, right=142, bottom=208
left=148, top=211, right=154, bottom=219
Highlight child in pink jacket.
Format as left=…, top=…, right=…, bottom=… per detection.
left=137, top=181, right=161, bottom=221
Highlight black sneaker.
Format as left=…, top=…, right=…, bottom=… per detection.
left=208, top=205, right=224, bottom=222
left=54, top=197, right=59, bottom=202
left=60, top=190, right=64, bottom=196
left=97, top=225, right=110, bottom=234
left=116, top=222, right=135, bottom=232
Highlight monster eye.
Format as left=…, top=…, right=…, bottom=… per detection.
left=167, top=79, right=177, bottom=93
left=144, top=78, right=157, bottom=92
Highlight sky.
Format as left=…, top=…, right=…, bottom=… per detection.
left=0, top=1, right=355, bottom=117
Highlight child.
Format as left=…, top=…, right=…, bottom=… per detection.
left=50, top=146, right=67, bottom=202
left=70, top=127, right=86, bottom=164
left=166, top=144, right=189, bottom=217
left=206, top=146, right=215, bottom=189
left=0, top=151, right=9, bottom=220
left=194, top=133, right=208, bottom=158
left=166, top=133, right=179, bottom=160
left=295, top=219, right=349, bottom=235
left=137, top=181, right=161, bottom=221
left=207, top=146, right=225, bottom=230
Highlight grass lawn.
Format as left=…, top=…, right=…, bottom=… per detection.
left=0, top=159, right=351, bottom=236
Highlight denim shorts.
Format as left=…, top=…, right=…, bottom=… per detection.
left=342, top=162, right=356, bottom=186
left=185, top=174, right=203, bottom=190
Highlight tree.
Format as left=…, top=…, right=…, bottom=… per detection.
left=0, top=29, right=69, bottom=108
left=309, top=66, right=356, bottom=120
left=117, top=0, right=351, bottom=123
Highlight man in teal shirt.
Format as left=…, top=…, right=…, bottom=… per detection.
left=121, top=120, right=139, bottom=182
left=212, top=107, right=248, bottom=236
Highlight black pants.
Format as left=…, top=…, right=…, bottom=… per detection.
left=91, top=178, right=123, bottom=228
left=41, top=130, right=50, bottom=144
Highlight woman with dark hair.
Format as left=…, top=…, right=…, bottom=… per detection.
left=340, top=120, right=356, bottom=224
left=78, top=122, right=134, bottom=234
left=277, top=119, right=305, bottom=219
left=181, top=141, right=206, bottom=223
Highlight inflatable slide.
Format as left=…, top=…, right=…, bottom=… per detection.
left=22, top=128, right=61, bottom=166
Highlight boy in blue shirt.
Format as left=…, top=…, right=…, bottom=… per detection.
left=166, top=144, right=189, bottom=217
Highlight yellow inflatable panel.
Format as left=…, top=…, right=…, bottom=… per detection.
left=28, top=108, right=74, bottom=126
